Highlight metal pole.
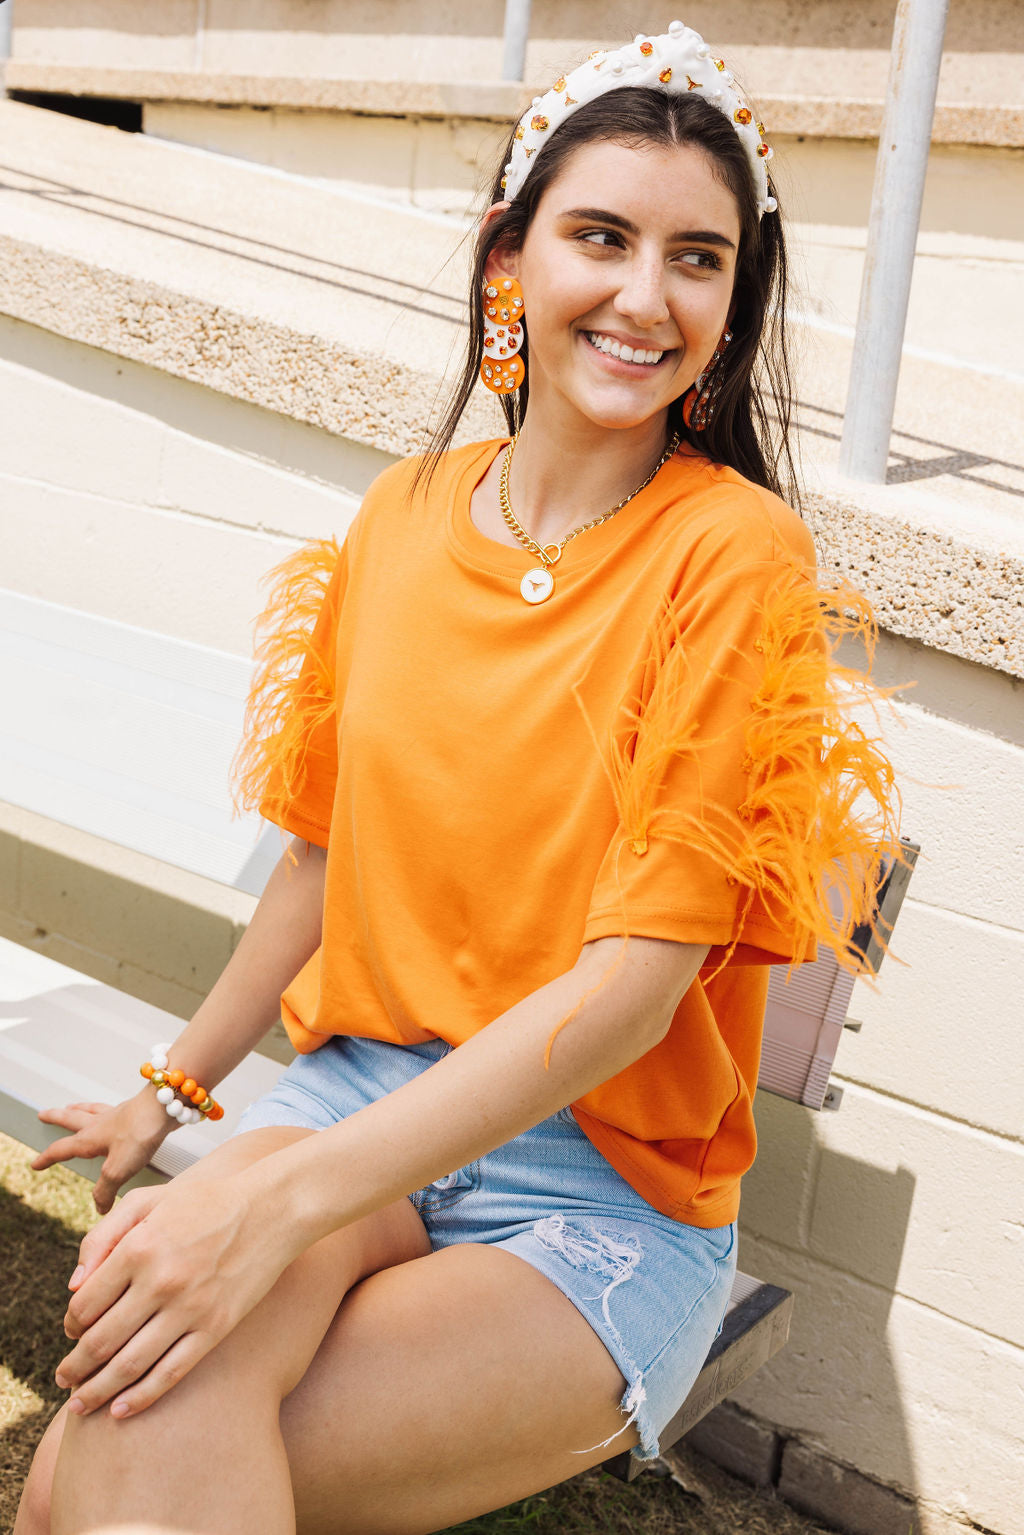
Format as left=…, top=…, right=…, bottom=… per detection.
left=0, top=1, right=13, bottom=90
left=501, top=0, right=532, bottom=82
left=838, top=0, right=950, bottom=483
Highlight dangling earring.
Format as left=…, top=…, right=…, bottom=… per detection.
left=684, top=329, right=733, bottom=431
left=480, top=277, right=525, bottom=394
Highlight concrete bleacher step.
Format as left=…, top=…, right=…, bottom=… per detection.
left=1, top=96, right=1021, bottom=684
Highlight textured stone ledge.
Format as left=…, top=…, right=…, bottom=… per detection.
left=0, top=99, right=1019, bottom=681
left=804, top=486, right=1023, bottom=678
left=7, top=64, right=1024, bottom=148
left=0, top=232, right=495, bottom=461
left=2, top=226, right=1019, bottom=681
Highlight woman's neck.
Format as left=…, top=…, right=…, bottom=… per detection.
left=506, top=408, right=672, bottom=549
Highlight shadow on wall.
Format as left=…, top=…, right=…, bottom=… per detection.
left=737, top=1087, right=920, bottom=1507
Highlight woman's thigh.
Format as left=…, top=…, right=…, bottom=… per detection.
left=282, top=1241, right=637, bottom=1535
left=18, top=1127, right=431, bottom=1533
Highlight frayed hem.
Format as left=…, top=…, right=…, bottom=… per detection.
left=532, top=1214, right=659, bottom=1461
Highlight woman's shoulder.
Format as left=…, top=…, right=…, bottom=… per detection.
left=665, top=451, right=816, bottom=570
left=361, top=440, right=505, bottom=508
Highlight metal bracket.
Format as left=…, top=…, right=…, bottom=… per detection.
left=822, top=1085, right=845, bottom=1112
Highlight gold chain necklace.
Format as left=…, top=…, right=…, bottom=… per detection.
left=499, top=431, right=680, bottom=604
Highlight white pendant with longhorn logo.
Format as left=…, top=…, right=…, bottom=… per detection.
left=521, top=566, right=554, bottom=604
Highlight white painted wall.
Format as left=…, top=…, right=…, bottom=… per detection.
left=0, top=315, right=372, bottom=654
left=1, top=311, right=1022, bottom=1532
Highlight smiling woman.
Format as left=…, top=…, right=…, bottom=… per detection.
left=18, top=22, right=906, bottom=1535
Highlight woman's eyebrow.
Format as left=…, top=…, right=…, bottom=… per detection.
left=559, top=207, right=736, bottom=249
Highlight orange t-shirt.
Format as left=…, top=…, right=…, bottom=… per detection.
left=238, top=439, right=898, bottom=1226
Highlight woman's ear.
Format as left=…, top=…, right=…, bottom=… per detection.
left=480, top=202, right=521, bottom=286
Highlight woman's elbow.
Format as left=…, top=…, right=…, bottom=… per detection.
left=578, top=934, right=711, bottom=1044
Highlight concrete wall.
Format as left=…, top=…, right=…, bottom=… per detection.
left=10, top=0, right=1024, bottom=111
left=1, top=307, right=1022, bottom=1533
left=139, top=101, right=1024, bottom=242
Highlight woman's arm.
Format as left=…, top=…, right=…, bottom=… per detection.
left=32, top=836, right=326, bottom=1208
left=247, top=932, right=710, bottom=1251
left=163, top=836, right=328, bottom=1089
left=56, top=934, right=708, bottom=1417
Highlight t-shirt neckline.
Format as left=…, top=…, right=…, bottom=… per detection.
left=446, top=437, right=692, bottom=582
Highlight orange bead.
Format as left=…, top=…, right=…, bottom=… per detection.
left=181, top=1079, right=197, bottom=1098
left=190, top=1086, right=206, bottom=1105
left=209, top=1104, right=224, bottom=1121
left=140, top=1063, right=154, bottom=1079
left=167, top=1070, right=185, bottom=1089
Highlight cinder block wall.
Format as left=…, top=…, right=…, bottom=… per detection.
left=2, top=245, right=1023, bottom=1535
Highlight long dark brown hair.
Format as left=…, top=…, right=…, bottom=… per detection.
left=420, top=86, right=798, bottom=505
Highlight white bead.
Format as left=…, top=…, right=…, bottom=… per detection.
left=532, top=96, right=542, bottom=106
left=611, top=60, right=624, bottom=74
left=152, top=1042, right=171, bottom=1056
left=505, top=163, right=513, bottom=173
left=166, top=1099, right=185, bottom=1119
left=150, top=1052, right=168, bottom=1071
left=156, top=1086, right=175, bottom=1104
left=764, top=195, right=778, bottom=212
left=697, top=43, right=710, bottom=57
left=634, top=34, right=645, bottom=44
left=669, top=20, right=685, bottom=34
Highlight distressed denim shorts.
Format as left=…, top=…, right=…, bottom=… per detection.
left=232, top=1034, right=738, bottom=1463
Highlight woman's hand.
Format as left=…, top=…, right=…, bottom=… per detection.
left=32, top=1090, right=175, bottom=1213
left=55, top=1171, right=302, bottom=1420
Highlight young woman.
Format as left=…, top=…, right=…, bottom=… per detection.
left=17, top=22, right=904, bottom=1535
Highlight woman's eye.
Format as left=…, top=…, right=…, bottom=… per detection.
left=679, top=250, right=723, bottom=271
left=578, top=230, right=622, bottom=248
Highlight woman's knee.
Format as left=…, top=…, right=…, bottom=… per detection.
left=14, top=1404, right=69, bottom=1535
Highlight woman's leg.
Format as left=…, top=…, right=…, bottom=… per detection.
left=282, top=1241, right=639, bottom=1535
left=15, top=1127, right=431, bottom=1535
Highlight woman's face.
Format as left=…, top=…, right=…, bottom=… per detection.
left=489, top=138, right=742, bottom=436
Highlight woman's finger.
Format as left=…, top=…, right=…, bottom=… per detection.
left=107, top=1331, right=213, bottom=1420
left=63, top=1240, right=136, bottom=1341
left=66, top=1318, right=212, bottom=1419
left=30, top=1128, right=99, bottom=1172
left=71, top=1188, right=165, bottom=1289
left=60, top=1305, right=168, bottom=1415
left=44, top=1101, right=112, bottom=1117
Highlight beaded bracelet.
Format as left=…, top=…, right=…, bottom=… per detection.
left=140, top=1042, right=224, bottom=1125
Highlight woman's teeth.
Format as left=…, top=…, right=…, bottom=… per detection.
left=585, top=332, right=665, bottom=365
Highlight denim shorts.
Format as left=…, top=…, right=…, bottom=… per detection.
left=233, top=1034, right=737, bottom=1463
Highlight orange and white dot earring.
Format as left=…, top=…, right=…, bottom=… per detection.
left=480, top=276, right=525, bottom=394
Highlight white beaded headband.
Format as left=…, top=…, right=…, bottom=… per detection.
left=502, top=19, right=777, bottom=219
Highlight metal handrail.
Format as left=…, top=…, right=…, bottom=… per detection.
left=502, top=0, right=532, bottom=82
left=0, top=0, right=13, bottom=80
left=839, top=0, right=951, bottom=483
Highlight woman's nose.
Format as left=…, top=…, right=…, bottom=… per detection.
left=613, top=258, right=670, bottom=328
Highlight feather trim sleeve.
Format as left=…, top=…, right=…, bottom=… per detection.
left=579, top=543, right=911, bottom=983
left=544, top=543, right=911, bottom=1068
left=232, top=536, right=345, bottom=843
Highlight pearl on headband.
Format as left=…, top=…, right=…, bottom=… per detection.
left=502, top=19, right=777, bottom=219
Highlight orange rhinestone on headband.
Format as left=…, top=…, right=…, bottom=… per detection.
left=502, top=20, right=776, bottom=218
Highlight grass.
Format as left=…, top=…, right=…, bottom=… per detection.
left=0, top=1132, right=835, bottom=1535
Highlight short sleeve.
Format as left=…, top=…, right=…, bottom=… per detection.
left=582, top=519, right=906, bottom=977
left=232, top=535, right=349, bottom=849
